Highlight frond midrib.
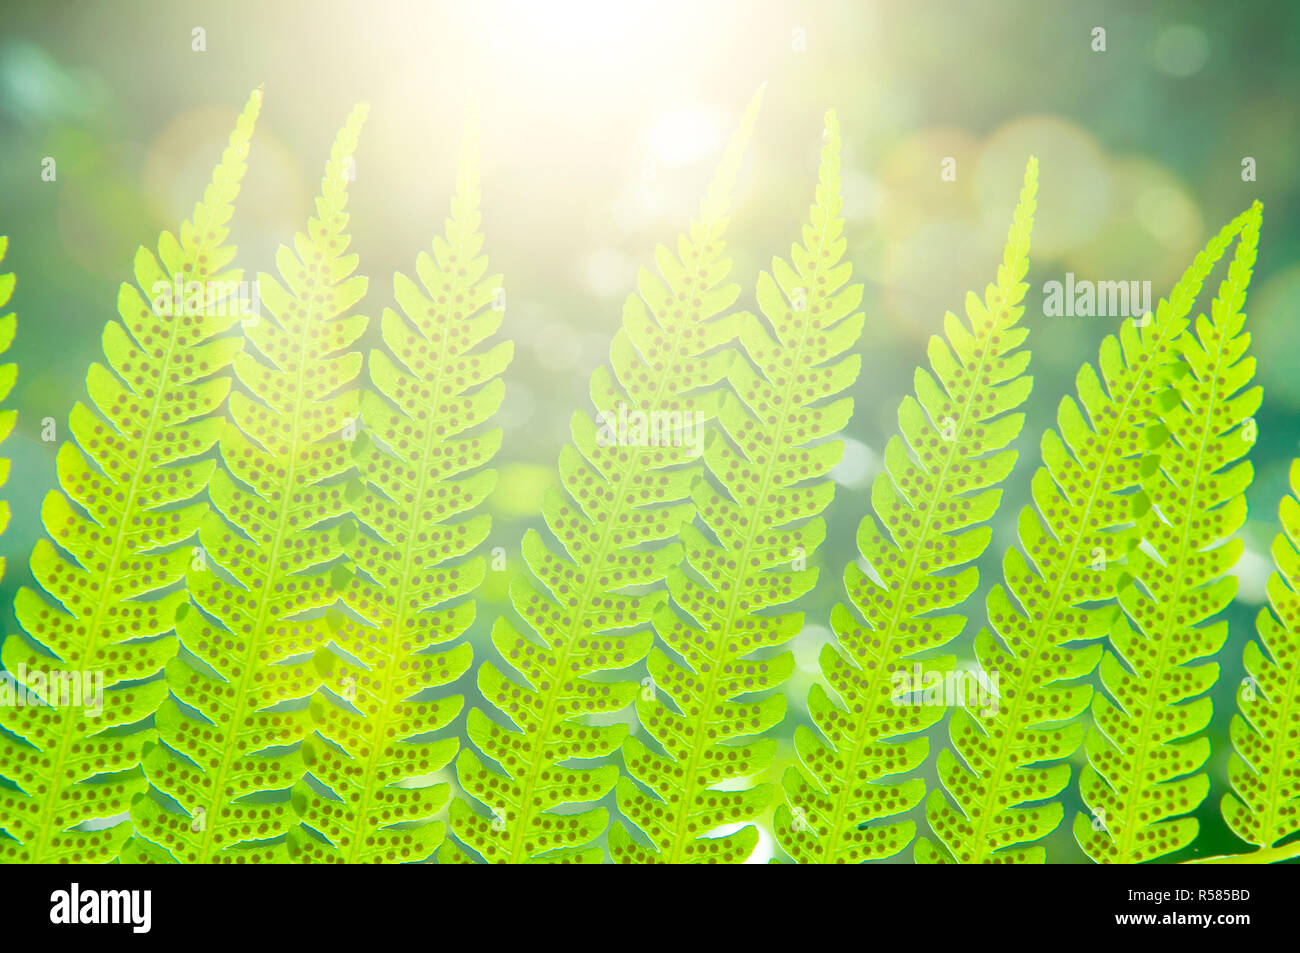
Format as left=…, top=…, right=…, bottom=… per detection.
left=339, top=215, right=477, bottom=863
left=963, top=318, right=1179, bottom=863
left=660, top=202, right=836, bottom=864
left=817, top=280, right=1017, bottom=863
left=1104, top=330, right=1231, bottom=861
left=30, top=194, right=231, bottom=861
left=194, top=215, right=341, bottom=861
left=503, top=217, right=724, bottom=863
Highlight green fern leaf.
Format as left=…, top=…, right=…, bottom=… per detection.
left=1075, top=202, right=1263, bottom=863
left=443, top=89, right=762, bottom=864
left=919, top=208, right=1254, bottom=864
left=128, top=105, right=370, bottom=863
left=0, top=91, right=261, bottom=863
left=775, top=158, right=1038, bottom=864
left=1219, top=466, right=1300, bottom=855
left=610, top=110, right=862, bottom=864
left=289, top=119, right=510, bottom=863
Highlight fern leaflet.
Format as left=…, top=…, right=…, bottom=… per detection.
left=129, top=105, right=370, bottom=863
left=611, top=110, right=862, bottom=863
left=442, top=90, right=762, bottom=863
left=1075, top=202, right=1263, bottom=863
left=919, top=209, right=1253, bottom=863
left=289, top=120, right=510, bottom=863
left=775, top=158, right=1037, bottom=863
left=0, top=91, right=261, bottom=863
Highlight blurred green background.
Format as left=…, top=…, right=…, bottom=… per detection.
left=0, top=0, right=1296, bottom=862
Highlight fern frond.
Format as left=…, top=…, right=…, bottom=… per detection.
left=443, top=89, right=762, bottom=863
left=610, top=111, right=863, bottom=864
left=128, top=105, right=370, bottom=863
left=289, top=118, right=510, bottom=863
left=919, top=208, right=1254, bottom=864
left=1218, top=464, right=1300, bottom=855
left=1075, top=202, right=1263, bottom=863
left=0, top=91, right=261, bottom=863
left=774, top=158, right=1038, bottom=864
